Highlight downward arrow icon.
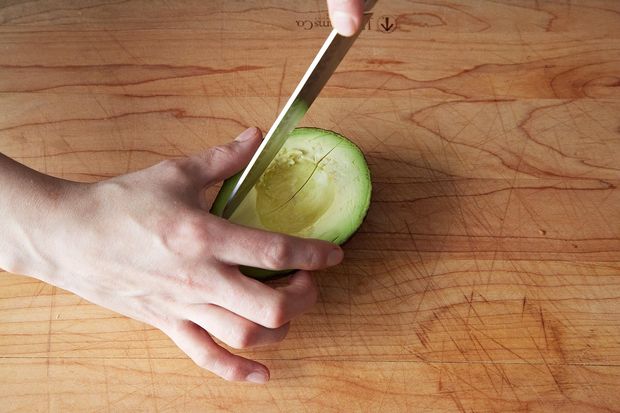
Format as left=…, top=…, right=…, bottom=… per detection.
left=380, top=16, right=395, bottom=32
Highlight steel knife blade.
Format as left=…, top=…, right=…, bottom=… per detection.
left=221, top=1, right=377, bottom=219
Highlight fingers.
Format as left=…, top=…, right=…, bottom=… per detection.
left=190, top=127, right=262, bottom=187
left=185, top=303, right=290, bottom=349
left=210, top=217, right=344, bottom=271
left=327, top=0, right=365, bottom=36
left=163, top=270, right=317, bottom=382
left=164, top=320, right=270, bottom=383
left=211, top=270, right=319, bottom=329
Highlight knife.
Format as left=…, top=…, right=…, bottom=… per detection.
left=221, top=0, right=378, bottom=219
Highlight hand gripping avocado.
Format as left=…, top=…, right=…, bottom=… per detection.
left=211, top=127, right=371, bottom=279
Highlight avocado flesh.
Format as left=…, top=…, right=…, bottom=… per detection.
left=211, top=127, right=371, bottom=278
left=256, top=154, right=337, bottom=234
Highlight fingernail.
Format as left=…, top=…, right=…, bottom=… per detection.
left=327, top=248, right=344, bottom=266
left=235, top=127, right=259, bottom=142
left=332, top=11, right=357, bottom=36
left=246, top=370, right=268, bottom=384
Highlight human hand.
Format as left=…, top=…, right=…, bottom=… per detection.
left=327, top=0, right=365, bottom=36
left=4, top=127, right=343, bottom=383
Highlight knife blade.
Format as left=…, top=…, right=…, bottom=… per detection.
left=221, top=1, right=377, bottom=219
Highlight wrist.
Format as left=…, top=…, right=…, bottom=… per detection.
left=0, top=154, right=83, bottom=281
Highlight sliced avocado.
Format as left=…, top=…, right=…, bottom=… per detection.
left=211, top=127, right=371, bottom=279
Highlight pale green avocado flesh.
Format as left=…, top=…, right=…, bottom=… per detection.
left=210, top=127, right=371, bottom=279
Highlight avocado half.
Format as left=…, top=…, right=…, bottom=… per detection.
left=210, top=127, right=371, bottom=279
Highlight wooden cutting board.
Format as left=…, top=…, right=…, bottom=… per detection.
left=1, top=1, right=619, bottom=411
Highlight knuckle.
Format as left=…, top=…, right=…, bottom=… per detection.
left=191, top=348, right=242, bottom=382
left=94, top=179, right=128, bottom=198
left=263, top=238, right=292, bottom=269
left=158, top=158, right=190, bottom=182
left=219, top=366, right=243, bottom=382
left=263, top=293, right=288, bottom=328
left=304, top=246, right=323, bottom=269
left=182, top=215, right=210, bottom=247
left=204, top=144, right=235, bottom=166
left=186, top=216, right=209, bottom=243
left=165, top=214, right=210, bottom=258
left=233, top=326, right=258, bottom=349
left=208, top=358, right=243, bottom=381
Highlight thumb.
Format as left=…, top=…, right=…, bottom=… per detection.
left=192, top=127, right=262, bottom=187
left=327, top=0, right=364, bottom=37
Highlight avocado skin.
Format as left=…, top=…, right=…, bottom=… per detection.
left=209, top=127, right=371, bottom=280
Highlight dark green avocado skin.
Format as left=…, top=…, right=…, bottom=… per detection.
left=209, top=127, right=371, bottom=280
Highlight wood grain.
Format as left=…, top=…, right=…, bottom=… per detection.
left=2, top=358, right=620, bottom=412
left=1, top=0, right=619, bottom=412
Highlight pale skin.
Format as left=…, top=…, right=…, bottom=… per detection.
left=0, top=1, right=364, bottom=384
